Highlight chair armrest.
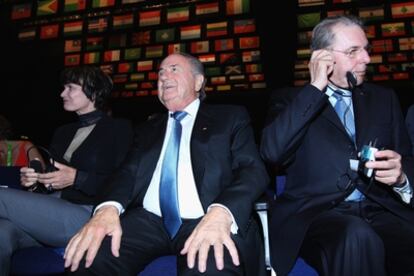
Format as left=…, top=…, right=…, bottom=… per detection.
left=254, top=199, right=270, bottom=270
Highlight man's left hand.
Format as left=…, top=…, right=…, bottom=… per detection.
left=365, top=149, right=406, bottom=186
left=180, top=206, right=240, bottom=273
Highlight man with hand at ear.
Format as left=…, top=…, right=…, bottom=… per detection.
left=261, top=15, right=414, bottom=276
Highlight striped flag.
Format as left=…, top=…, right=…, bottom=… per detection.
left=206, top=22, right=227, bottom=37
left=137, top=60, right=153, bottom=71
left=387, top=53, right=407, bottom=62
left=18, top=27, right=36, bottom=40
left=113, top=74, right=128, bottom=83
left=64, top=54, right=80, bottom=66
left=139, top=10, right=160, bottom=26
left=122, top=0, right=144, bottom=3
left=372, top=39, right=393, bottom=52
left=391, top=2, right=414, bottom=18
left=100, top=65, right=113, bottom=75
left=64, top=39, right=82, bottom=53
left=195, top=2, right=219, bottom=15
left=381, top=22, right=405, bottom=37
left=88, top=17, right=108, bottom=33
left=131, top=31, right=151, bottom=45
left=365, top=25, right=376, bottom=39
left=234, top=19, right=255, bottom=34
left=359, top=6, right=384, bottom=21
left=298, top=0, right=325, bottom=7
left=92, top=0, right=115, bottom=8
left=211, top=76, right=226, bottom=85
left=191, top=41, right=210, bottom=54
left=86, top=37, right=103, bottom=51
left=198, top=54, right=216, bottom=63
left=229, top=75, right=245, bottom=81
left=297, top=31, right=313, bottom=44
left=167, top=7, right=189, bottom=23
left=84, top=52, right=100, bottom=64
left=245, top=64, right=262, bottom=73
left=168, top=43, right=186, bottom=54
left=104, top=50, right=120, bottom=62
left=37, top=0, right=58, bottom=16
left=296, top=48, right=311, bottom=58
left=11, top=3, right=32, bottom=20
left=155, top=28, right=175, bottom=43
left=141, top=82, right=154, bottom=89
left=108, top=34, right=127, bottom=48
left=217, top=85, right=231, bottom=91
left=130, top=73, right=145, bottom=81
left=242, top=50, right=260, bottom=62
left=393, top=72, right=409, bottom=80
left=239, top=36, right=260, bottom=49
left=40, top=24, right=59, bottom=39
left=370, top=54, right=383, bottom=64
left=124, top=48, right=141, bottom=60
left=64, top=0, right=85, bottom=12
left=399, top=37, right=414, bottom=50
left=215, top=39, right=234, bottom=51
left=63, top=21, right=83, bottom=36
left=118, top=62, right=134, bottom=73
left=180, top=25, right=201, bottom=40
left=125, top=83, right=138, bottom=90
left=226, top=0, right=249, bottom=15
left=148, top=72, right=158, bottom=80
left=146, top=45, right=164, bottom=58
left=113, top=14, right=134, bottom=29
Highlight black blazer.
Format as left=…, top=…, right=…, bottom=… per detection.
left=50, top=114, right=133, bottom=205
left=261, top=83, right=414, bottom=276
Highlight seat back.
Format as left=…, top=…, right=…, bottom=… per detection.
left=0, top=166, right=22, bottom=189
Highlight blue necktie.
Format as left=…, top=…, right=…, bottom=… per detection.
left=159, top=111, right=187, bottom=238
left=332, top=91, right=365, bottom=201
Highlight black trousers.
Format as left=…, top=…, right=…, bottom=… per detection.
left=300, top=199, right=414, bottom=276
left=72, top=208, right=248, bottom=276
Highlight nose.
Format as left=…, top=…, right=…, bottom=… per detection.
left=361, top=48, right=371, bottom=64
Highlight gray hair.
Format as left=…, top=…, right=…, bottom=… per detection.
left=310, top=15, right=364, bottom=51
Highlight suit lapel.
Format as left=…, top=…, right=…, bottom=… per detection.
left=352, top=86, right=370, bottom=148
left=321, top=100, right=351, bottom=140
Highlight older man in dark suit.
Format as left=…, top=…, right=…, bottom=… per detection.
left=64, top=52, right=268, bottom=276
left=261, top=15, right=414, bottom=276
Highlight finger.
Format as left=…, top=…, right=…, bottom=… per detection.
left=110, top=228, right=122, bottom=257
left=64, top=234, right=83, bottom=269
left=84, top=235, right=104, bottom=268
left=213, top=242, right=224, bottom=270
left=181, top=232, right=195, bottom=255
left=197, top=242, right=211, bottom=273
left=224, top=238, right=239, bottom=266
left=185, top=237, right=200, bottom=269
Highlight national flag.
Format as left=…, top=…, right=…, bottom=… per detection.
left=381, top=22, right=405, bottom=37
left=125, top=83, right=138, bottom=90
left=217, top=85, right=231, bottom=91
left=113, top=14, right=134, bottom=29
left=214, top=39, right=234, bottom=51
left=104, top=50, right=120, bottom=62
left=130, top=73, right=145, bottom=81
left=294, top=71, right=309, bottom=79
left=359, top=6, right=384, bottom=22
left=18, top=27, right=36, bottom=40
left=124, top=48, right=141, bottom=60
left=167, top=7, right=189, bottom=23
left=239, top=36, right=260, bottom=49
left=63, top=21, right=83, bottom=36
left=220, top=52, right=239, bottom=64
left=195, top=2, right=219, bottom=15
left=146, top=45, right=163, bottom=58
left=371, top=74, right=389, bottom=81
left=326, top=9, right=349, bottom=17
left=294, top=80, right=309, bottom=87
left=297, top=31, right=312, bottom=44
left=233, top=83, right=249, bottom=89
left=88, top=17, right=108, bottom=33
left=332, top=0, right=352, bottom=3
left=393, top=72, right=409, bottom=80
left=141, top=82, right=154, bottom=89
left=391, top=2, right=414, bottom=19
left=198, top=54, right=216, bottom=63
left=181, top=25, right=201, bottom=40
left=245, top=64, right=262, bottom=73
left=370, top=54, right=383, bottom=64
left=86, top=37, right=103, bottom=51
left=378, top=64, right=397, bottom=73
left=155, top=28, right=175, bottom=43
left=365, top=25, right=376, bottom=39
left=234, top=19, right=255, bottom=34
left=225, top=65, right=241, bottom=75
left=168, top=43, right=186, bottom=54
left=100, top=65, right=113, bottom=75
left=242, top=50, right=260, bottom=62
left=131, top=31, right=151, bottom=45
left=206, top=22, right=227, bottom=37
left=401, top=62, right=414, bottom=70
left=40, top=24, right=59, bottom=39
left=113, top=74, right=128, bottom=83
left=297, top=12, right=320, bottom=28
left=294, top=60, right=308, bottom=70
left=387, top=53, right=407, bottom=62
left=92, top=0, right=115, bottom=8
left=64, top=39, right=82, bottom=53
left=11, top=3, right=32, bottom=20
left=226, top=0, right=249, bottom=15
left=84, top=52, right=100, bottom=64
left=108, top=34, right=127, bottom=48
left=136, top=90, right=150, bottom=96
left=139, top=10, right=160, bottom=26
left=229, top=75, right=245, bottom=81
left=122, top=0, right=144, bottom=4
left=121, top=91, right=134, bottom=97
left=148, top=72, right=158, bottom=80
left=205, top=67, right=221, bottom=76
left=118, top=62, right=134, bottom=73
left=298, top=0, right=325, bottom=7
left=64, top=54, right=80, bottom=66
left=137, top=60, right=153, bottom=71
left=372, top=39, right=393, bottom=52
left=211, top=76, right=226, bottom=85
left=296, top=48, right=311, bottom=58
left=191, top=41, right=210, bottom=54
left=252, top=82, right=266, bottom=89
left=37, top=0, right=58, bottom=16
left=64, top=0, right=85, bottom=12
left=399, top=37, right=414, bottom=50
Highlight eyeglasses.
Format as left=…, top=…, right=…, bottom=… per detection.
left=330, top=44, right=372, bottom=59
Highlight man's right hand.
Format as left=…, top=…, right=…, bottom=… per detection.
left=64, top=206, right=122, bottom=272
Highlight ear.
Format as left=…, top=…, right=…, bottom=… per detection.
left=194, top=74, right=204, bottom=92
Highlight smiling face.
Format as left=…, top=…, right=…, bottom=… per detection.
left=60, top=83, right=96, bottom=115
left=329, top=23, right=371, bottom=87
left=157, top=54, right=204, bottom=111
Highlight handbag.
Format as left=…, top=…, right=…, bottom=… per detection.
left=26, top=145, right=56, bottom=194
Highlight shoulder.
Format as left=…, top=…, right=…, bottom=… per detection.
left=200, top=103, right=249, bottom=118
left=99, top=116, right=133, bottom=133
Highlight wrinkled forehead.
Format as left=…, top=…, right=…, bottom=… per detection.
left=160, top=54, right=189, bottom=69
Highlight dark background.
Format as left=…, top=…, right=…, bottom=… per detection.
left=0, top=1, right=412, bottom=147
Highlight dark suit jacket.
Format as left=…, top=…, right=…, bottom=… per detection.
left=50, top=114, right=133, bottom=205
left=405, top=104, right=414, bottom=155
left=261, top=84, right=414, bottom=276
left=99, top=103, right=269, bottom=274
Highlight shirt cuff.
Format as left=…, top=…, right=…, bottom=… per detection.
left=393, top=176, right=412, bottom=204
left=94, top=201, right=125, bottom=216
left=208, top=203, right=238, bottom=234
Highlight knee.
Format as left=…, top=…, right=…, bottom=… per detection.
left=0, top=220, right=17, bottom=254
left=340, top=219, right=384, bottom=252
